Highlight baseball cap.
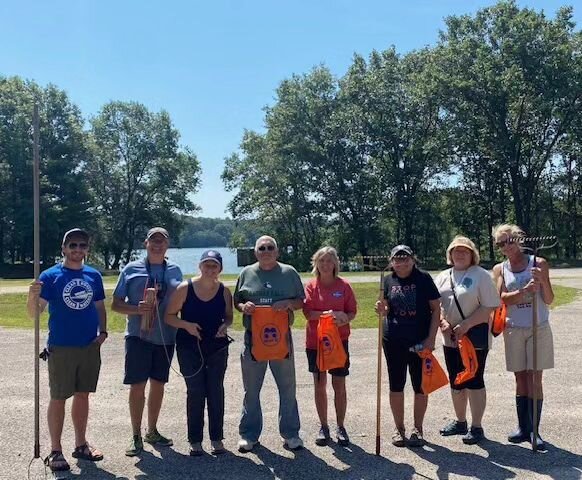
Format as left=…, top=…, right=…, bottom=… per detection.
left=145, top=227, right=169, bottom=240
left=200, top=249, right=223, bottom=268
left=389, top=244, right=413, bottom=260
left=62, top=228, right=89, bottom=245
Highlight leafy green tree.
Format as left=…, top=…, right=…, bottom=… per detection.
left=0, top=77, right=91, bottom=264
left=87, top=101, right=201, bottom=268
left=436, top=1, right=582, bottom=232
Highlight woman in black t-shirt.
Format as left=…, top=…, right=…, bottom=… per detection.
left=375, top=245, right=441, bottom=447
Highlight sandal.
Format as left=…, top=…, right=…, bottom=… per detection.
left=44, top=451, right=70, bottom=472
left=72, top=443, right=104, bottom=462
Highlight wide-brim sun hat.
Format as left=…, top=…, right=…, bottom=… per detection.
left=446, top=236, right=480, bottom=265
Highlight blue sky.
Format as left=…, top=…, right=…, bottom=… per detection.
left=1, top=0, right=578, bottom=218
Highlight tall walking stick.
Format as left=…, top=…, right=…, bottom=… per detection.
left=517, top=236, right=557, bottom=452
left=376, top=264, right=391, bottom=456
left=33, top=104, right=41, bottom=461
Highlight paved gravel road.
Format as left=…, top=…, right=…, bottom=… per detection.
left=2, top=277, right=582, bottom=480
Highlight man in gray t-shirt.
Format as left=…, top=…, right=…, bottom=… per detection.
left=234, top=235, right=305, bottom=452
left=112, top=227, right=182, bottom=456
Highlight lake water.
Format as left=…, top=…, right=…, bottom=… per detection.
left=136, top=247, right=242, bottom=274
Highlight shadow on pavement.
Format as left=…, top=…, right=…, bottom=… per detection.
left=410, top=437, right=582, bottom=480
left=329, top=441, right=418, bottom=480
left=478, top=438, right=582, bottom=480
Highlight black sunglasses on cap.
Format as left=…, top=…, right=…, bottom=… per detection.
left=258, top=245, right=276, bottom=252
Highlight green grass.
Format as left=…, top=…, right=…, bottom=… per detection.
left=1, top=284, right=579, bottom=333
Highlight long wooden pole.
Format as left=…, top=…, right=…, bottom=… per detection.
left=375, top=265, right=390, bottom=456
left=33, top=104, right=41, bottom=459
left=531, top=255, right=539, bottom=452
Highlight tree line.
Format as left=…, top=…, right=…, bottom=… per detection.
left=0, top=80, right=201, bottom=270
left=222, top=1, right=582, bottom=270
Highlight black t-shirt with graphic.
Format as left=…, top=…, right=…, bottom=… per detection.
left=383, top=267, right=440, bottom=347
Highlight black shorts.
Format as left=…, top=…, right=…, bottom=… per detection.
left=306, top=340, right=350, bottom=377
left=443, top=346, right=488, bottom=390
left=382, top=338, right=423, bottom=394
left=124, top=336, right=175, bottom=385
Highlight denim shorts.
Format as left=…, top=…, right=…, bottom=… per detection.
left=124, top=336, right=174, bottom=384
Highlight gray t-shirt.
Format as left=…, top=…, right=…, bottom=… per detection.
left=234, top=262, right=305, bottom=341
left=113, top=259, right=183, bottom=345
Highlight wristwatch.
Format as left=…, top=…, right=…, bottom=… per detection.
left=99, top=331, right=108, bottom=338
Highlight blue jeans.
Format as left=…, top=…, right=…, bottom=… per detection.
left=239, top=335, right=300, bottom=442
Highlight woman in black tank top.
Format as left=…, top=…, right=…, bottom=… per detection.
left=164, top=250, right=233, bottom=455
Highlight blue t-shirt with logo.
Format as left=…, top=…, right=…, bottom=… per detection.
left=39, top=264, right=105, bottom=347
left=113, top=259, right=182, bottom=345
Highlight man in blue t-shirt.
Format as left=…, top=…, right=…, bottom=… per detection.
left=112, top=227, right=183, bottom=457
left=27, top=228, right=107, bottom=473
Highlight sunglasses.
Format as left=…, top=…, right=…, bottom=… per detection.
left=258, top=245, right=276, bottom=252
left=67, top=242, right=88, bottom=250
left=495, top=240, right=513, bottom=248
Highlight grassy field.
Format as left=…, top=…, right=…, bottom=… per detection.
left=0, top=283, right=579, bottom=333
left=0, top=271, right=386, bottom=288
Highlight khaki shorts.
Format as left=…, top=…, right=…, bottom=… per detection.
left=48, top=342, right=101, bottom=400
left=503, top=324, right=554, bottom=372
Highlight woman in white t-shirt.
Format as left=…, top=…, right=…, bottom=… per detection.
left=434, top=236, right=500, bottom=445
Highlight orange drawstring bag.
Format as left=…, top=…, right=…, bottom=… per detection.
left=316, top=313, right=347, bottom=372
left=454, top=336, right=479, bottom=386
left=417, top=349, right=449, bottom=394
left=251, top=306, right=289, bottom=361
left=490, top=303, right=507, bottom=337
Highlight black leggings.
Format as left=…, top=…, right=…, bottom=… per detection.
left=382, top=339, right=423, bottom=394
left=443, top=346, right=488, bottom=390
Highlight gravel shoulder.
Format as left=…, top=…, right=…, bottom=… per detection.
left=3, top=276, right=582, bottom=479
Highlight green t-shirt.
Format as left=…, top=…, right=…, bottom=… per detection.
left=234, top=262, right=305, bottom=335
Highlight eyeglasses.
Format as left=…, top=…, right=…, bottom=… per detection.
left=67, top=242, right=88, bottom=250
left=495, top=240, right=511, bottom=248
left=258, top=245, right=276, bottom=252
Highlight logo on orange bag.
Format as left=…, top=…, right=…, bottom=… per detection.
left=321, top=335, right=334, bottom=355
left=261, top=324, right=281, bottom=346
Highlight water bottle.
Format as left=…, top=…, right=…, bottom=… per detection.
left=409, top=343, right=424, bottom=353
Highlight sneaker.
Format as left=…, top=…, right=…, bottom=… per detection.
left=391, top=428, right=406, bottom=447
left=336, top=426, right=350, bottom=446
left=440, top=420, right=468, bottom=436
left=210, top=440, right=226, bottom=455
left=125, top=435, right=143, bottom=457
left=462, top=426, right=485, bottom=445
left=237, top=438, right=257, bottom=453
left=408, top=428, right=425, bottom=448
left=189, top=442, right=204, bottom=456
left=144, top=429, right=173, bottom=447
left=284, top=436, right=304, bottom=450
left=315, top=425, right=331, bottom=446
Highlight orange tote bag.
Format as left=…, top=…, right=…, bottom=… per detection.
left=418, top=349, right=449, bottom=394
left=490, top=302, right=507, bottom=337
left=316, top=313, right=347, bottom=372
left=251, top=306, right=289, bottom=361
left=454, top=336, right=479, bottom=386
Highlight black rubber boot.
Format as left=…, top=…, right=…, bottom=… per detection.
left=508, top=396, right=530, bottom=443
left=529, top=398, right=546, bottom=451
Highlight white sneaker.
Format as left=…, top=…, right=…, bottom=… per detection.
left=237, top=438, right=257, bottom=452
left=284, top=436, right=304, bottom=450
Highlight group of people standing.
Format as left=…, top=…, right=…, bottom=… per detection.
left=27, top=224, right=555, bottom=473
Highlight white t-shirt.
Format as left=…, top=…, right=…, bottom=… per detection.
left=434, top=265, right=501, bottom=348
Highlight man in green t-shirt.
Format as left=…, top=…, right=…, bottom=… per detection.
left=234, top=235, right=305, bottom=452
